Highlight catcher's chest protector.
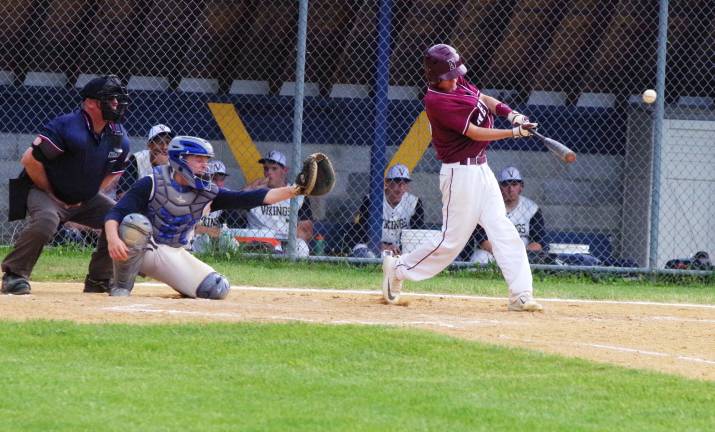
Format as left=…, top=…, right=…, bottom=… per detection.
left=148, top=165, right=218, bottom=247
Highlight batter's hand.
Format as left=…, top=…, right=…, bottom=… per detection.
left=512, top=122, right=538, bottom=138
left=108, top=236, right=129, bottom=261
left=507, top=111, right=529, bottom=126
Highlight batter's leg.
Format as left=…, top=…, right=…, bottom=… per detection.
left=394, top=165, right=483, bottom=281
left=479, top=170, right=542, bottom=311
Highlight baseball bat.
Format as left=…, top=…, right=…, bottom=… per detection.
left=532, top=131, right=576, bottom=163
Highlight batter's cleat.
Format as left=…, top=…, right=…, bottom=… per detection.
left=382, top=252, right=403, bottom=304
left=1, top=272, right=31, bottom=295
left=508, top=293, right=544, bottom=312
left=109, top=288, right=131, bottom=297
left=83, top=275, right=110, bottom=293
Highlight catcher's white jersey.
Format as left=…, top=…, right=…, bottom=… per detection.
left=506, top=196, right=539, bottom=247
left=382, top=192, right=419, bottom=245
left=246, top=195, right=305, bottom=239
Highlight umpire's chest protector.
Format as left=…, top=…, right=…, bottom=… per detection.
left=148, top=165, right=218, bottom=247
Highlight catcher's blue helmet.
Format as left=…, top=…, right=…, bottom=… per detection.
left=168, top=136, right=215, bottom=190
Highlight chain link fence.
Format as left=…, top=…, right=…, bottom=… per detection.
left=0, top=0, right=712, bottom=273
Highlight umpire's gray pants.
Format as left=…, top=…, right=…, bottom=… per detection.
left=1, top=187, right=115, bottom=280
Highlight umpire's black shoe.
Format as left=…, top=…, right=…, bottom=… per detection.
left=83, top=275, right=110, bottom=293
left=1, top=272, right=31, bottom=295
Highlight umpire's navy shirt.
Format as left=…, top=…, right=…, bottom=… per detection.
left=34, top=109, right=129, bottom=204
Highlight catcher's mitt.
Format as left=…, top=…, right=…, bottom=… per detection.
left=295, top=153, right=335, bottom=196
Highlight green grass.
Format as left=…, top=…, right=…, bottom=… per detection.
left=1, top=321, right=713, bottom=432
left=9, top=246, right=714, bottom=303
left=2, top=246, right=714, bottom=430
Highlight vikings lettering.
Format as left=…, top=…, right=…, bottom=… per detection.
left=261, top=205, right=290, bottom=217
left=384, top=218, right=408, bottom=230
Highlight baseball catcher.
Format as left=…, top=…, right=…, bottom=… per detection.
left=104, top=136, right=322, bottom=299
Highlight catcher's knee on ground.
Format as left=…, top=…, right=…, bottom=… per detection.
left=196, top=272, right=230, bottom=300
left=111, top=213, right=152, bottom=296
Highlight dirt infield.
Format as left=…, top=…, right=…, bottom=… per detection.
left=2, top=282, right=714, bottom=381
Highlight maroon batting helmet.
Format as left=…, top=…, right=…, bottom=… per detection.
left=424, top=44, right=467, bottom=85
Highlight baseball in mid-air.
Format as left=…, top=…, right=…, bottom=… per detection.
left=642, top=89, right=657, bottom=104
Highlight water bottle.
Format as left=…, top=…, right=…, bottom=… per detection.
left=219, top=224, right=237, bottom=253
left=314, top=233, right=325, bottom=256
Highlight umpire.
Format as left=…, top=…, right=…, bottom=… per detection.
left=1, top=75, right=131, bottom=295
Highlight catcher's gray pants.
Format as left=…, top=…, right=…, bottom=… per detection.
left=141, top=242, right=216, bottom=297
left=2, top=187, right=114, bottom=280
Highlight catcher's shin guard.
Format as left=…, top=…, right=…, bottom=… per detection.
left=111, top=213, right=152, bottom=296
left=196, top=272, right=230, bottom=300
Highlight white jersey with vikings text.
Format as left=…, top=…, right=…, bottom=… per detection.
left=506, top=196, right=539, bottom=247
left=133, top=149, right=154, bottom=178
left=247, top=195, right=305, bottom=239
left=382, top=192, right=419, bottom=245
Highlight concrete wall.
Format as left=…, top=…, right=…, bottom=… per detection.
left=655, top=118, right=715, bottom=267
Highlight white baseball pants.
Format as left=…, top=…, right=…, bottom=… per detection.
left=393, top=162, right=533, bottom=297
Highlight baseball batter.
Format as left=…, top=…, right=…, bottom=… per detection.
left=382, top=44, right=543, bottom=312
left=104, top=136, right=302, bottom=299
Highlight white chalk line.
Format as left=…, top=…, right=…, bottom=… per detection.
left=102, top=301, right=517, bottom=329
left=499, top=335, right=715, bottom=366
left=130, top=282, right=715, bottom=310
left=265, top=316, right=513, bottom=329
left=103, top=303, right=241, bottom=318
left=647, top=316, right=715, bottom=324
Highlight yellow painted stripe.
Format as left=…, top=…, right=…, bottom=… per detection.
left=386, top=111, right=431, bottom=175
left=208, top=102, right=264, bottom=183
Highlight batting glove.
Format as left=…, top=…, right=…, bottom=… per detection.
left=512, top=122, right=538, bottom=138
left=507, top=111, right=529, bottom=126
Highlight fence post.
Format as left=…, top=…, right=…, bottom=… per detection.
left=368, top=0, right=393, bottom=254
left=648, top=0, right=669, bottom=272
left=287, top=0, right=310, bottom=260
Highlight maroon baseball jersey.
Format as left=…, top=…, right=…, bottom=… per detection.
left=423, top=76, right=494, bottom=163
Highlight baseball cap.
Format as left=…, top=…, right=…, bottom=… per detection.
left=385, top=163, right=411, bottom=181
left=258, top=150, right=287, bottom=167
left=498, top=166, right=523, bottom=183
left=147, top=124, right=173, bottom=142
left=209, top=160, right=229, bottom=176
